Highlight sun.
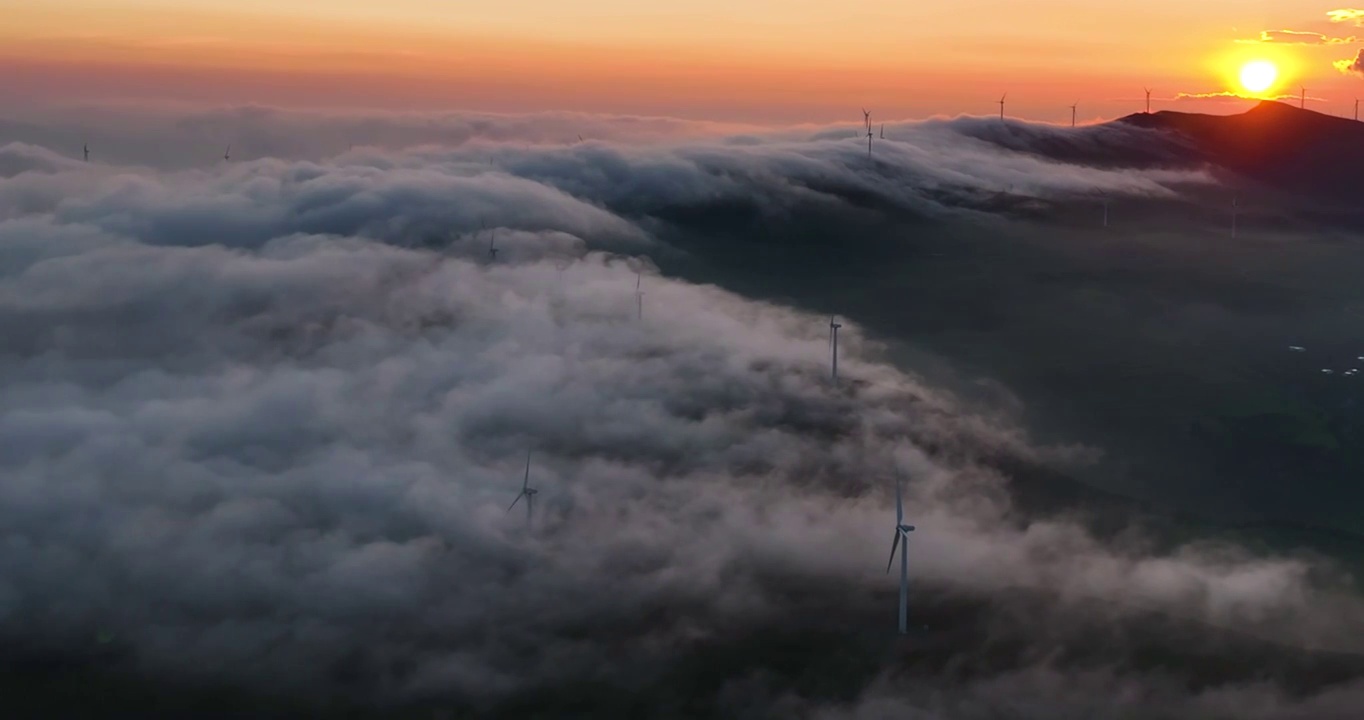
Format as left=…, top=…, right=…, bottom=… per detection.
left=1240, top=60, right=1278, bottom=94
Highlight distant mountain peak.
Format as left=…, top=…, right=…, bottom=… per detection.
left=1110, top=99, right=1364, bottom=205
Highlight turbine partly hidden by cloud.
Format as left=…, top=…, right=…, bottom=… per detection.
left=1335, top=49, right=1364, bottom=76
left=2, top=105, right=1363, bottom=717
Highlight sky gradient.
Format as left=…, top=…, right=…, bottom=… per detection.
left=5, top=1, right=1364, bottom=123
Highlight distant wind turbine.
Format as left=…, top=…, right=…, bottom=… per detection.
left=1144, top=87, right=1152, bottom=114
left=1300, top=86, right=1306, bottom=110
left=83, top=139, right=89, bottom=162
left=487, top=225, right=499, bottom=262
left=635, top=272, right=644, bottom=320
left=998, top=93, right=1007, bottom=120
left=506, top=449, right=539, bottom=526
left=879, top=123, right=884, bottom=139
left=862, top=109, right=873, bottom=158
left=223, top=144, right=231, bottom=162
left=828, top=315, right=842, bottom=381
left=1355, top=98, right=1359, bottom=121
left=885, top=476, right=916, bottom=635
left=1069, top=102, right=1078, bottom=128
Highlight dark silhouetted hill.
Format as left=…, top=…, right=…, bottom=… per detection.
left=1117, top=100, right=1364, bottom=206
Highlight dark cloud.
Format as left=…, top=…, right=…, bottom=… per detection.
left=1, top=106, right=1363, bottom=717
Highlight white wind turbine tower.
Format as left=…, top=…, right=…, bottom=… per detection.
left=1300, top=86, right=1307, bottom=110
left=506, top=449, right=539, bottom=526
left=997, top=93, right=1007, bottom=120
left=828, top=315, right=842, bottom=381
left=1355, top=98, right=1359, bottom=121
left=885, top=476, right=916, bottom=635
left=1144, top=87, right=1152, bottom=114
left=83, top=139, right=89, bottom=162
left=1069, top=102, right=1078, bottom=128
left=487, top=225, right=499, bottom=262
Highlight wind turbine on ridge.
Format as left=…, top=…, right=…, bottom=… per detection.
left=506, top=449, right=539, bottom=526
left=885, top=476, right=916, bottom=635
left=1144, top=87, right=1152, bottom=114
left=828, top=315, right=842, bottom=382
left=1300, top=86, right=1307, bottom=110
left=998, top=93, right=1007, bottom=120
left=1069, top=102, right=1078, bottom=128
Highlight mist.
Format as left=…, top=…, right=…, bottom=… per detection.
left=2, top=103, right=1363, bottom=718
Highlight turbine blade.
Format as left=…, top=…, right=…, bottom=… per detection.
left=507, top=493, right=524, bottom=512
left=886, top=530, right=901, bottom=573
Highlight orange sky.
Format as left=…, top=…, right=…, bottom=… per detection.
left=4, top=1, right=1364, bottom=123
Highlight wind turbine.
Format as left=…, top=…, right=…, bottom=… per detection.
left=879, top=123, right=884, bottom=139
left=1300, top=86, right=1306, bottom=110
left=487, top=225, right=499, bottom=262
left=83, top=139, right=89, bottom=162
left=998, top=93, right=1007, bottom=120
left=885, top=476, right=916, bottom=635
left=635, top=272, right=644, bottom=320
left=1069, top=102, right=1078, bottom=128
left=506, top=449, right=539, bottom=526
left=862, top=109, right=873, bottom=158
left=828, top=315, right=842, bottom=381
left=1144, top=87, right=1152, bottom=114
left=223, top=144, right=231, bottom=162
left=1355, top=98, right=1359, bottom=121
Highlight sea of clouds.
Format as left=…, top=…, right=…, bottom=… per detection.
left=1, top=105, right=1361, bottom=717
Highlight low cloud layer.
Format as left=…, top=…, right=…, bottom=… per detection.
left=1, top=107, right=1362, bottom=717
